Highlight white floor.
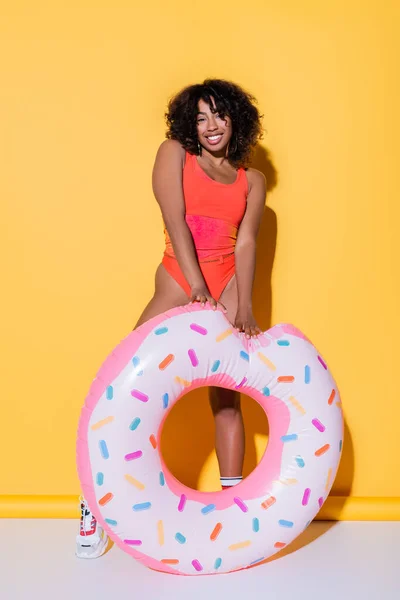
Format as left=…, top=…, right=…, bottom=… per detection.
left=0, top=520, right=398, bottom=600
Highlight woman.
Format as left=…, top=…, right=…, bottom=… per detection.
left=76, top=79, right=266, bottom=558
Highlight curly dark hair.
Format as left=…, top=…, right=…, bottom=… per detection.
left=165, top=79, right=264, bottom=168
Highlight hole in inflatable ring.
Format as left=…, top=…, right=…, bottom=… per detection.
left=160, top=387, right=269, bottom=492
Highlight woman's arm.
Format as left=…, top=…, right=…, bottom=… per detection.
left=234, top=168, right=266, bottom=336
left=152, top=140, right=223, bottom=308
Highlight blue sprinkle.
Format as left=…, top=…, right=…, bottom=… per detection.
left=250, top=557, right=265, bottom=565
left=201, top=504, right=216, bottom=515
left=281, top=434, right=298, bottom=442
left=96, top=472, right=104, bottom=486
left=132, top=356, right=140, bottom=367
left=106, top=386, right=113, bottom=400
left=105, top=518, right=117, bottom=526
left=277, top=340, right=290, bottom=346
left=279, top=519, right=294, bottom=528
left=159, top=471, right=165, bottom=486
left=214, top=558, right=222, bottom=570
left=99, top=440, right=109, bottom=459
left=240, top=351, right=249, bottom=362
left=155, top=327, right=168, bottom=335
left=305, top=365, right=311, bottom=384
left=162, top=393, right=169, bottom=409
left=295, top=456, right=305, bottom=468
left=132, top=502, right=152, bottom=511
left=252, top=518, right=260, bottom=532
left=175, top=532, right=186, bottom=544
left=339, top=439, right=343, bottom=452
left=304, top=519, right=311, bottom=530
left=262, top=386, right=270, bottom=396
left=211, top=360, right=221, bottom=373
left=129, top=417, right=141, bottom=431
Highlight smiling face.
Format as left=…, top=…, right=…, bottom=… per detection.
left=196, top=97, right=233, bottom=154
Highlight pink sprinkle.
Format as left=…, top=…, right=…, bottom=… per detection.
left=190, top=323, right=208, bottom=335
left=124, top=450, right=143, bottom=461
left=234, top=497, right=248, bottom=512
left=318, top=356, right=327, bottom=370
left=178, top=494, right=187, bottom=512
left=312, top=418, right=326, bottom=432
left=235, top=377, right=247, bottom=389
left=318, top=497, right=324, bottom=508
left=192, top=559, right=203, bottom=572
left=302, top=488, right=311, bottom=506
left=131, top=389, right=149, bottom=402
left=124, top=539, right=142, bottom=546
left=188, top=349, right=199, bottom=367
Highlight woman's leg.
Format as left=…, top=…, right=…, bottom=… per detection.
left=209, top=275, right=245, bottom=483
left=132, top=263, right=189, bottom=329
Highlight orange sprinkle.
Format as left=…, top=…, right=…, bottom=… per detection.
left=315, top=444, right=330, bottom=457
left=149, top=434, right=157, bottom=449
left=278, top=376, right=295, bottom=383
left=210, top=523, right=223, bottom=541
left=229, top=540, right=252, bottom=551
left=216, top=328, right=233, bottom=342
left=274, top=542, right=286, bottom=549
left=261, top=496, right=276, bottom=509
left=161, top=559, right=179, bottom=565
left=99, top=492, right=113, bottom=506
left=325, top=467, right=333, bottom=491
left=90, top=416, right=114, bottom=430
left=257, top=352, right=276, bottom=371
left=328, top=389, right=336, bottom=405
left=174, top=376, right=191, bottom=387
left=159, top=354, right=174, bottom=370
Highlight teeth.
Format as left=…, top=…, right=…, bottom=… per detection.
left=208, top=135, right=222, bottom=141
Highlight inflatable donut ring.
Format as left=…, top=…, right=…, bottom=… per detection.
left=77, top=304, right=343, bottom=575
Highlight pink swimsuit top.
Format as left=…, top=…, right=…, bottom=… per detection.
left=164, top=151, right=249, bottom=262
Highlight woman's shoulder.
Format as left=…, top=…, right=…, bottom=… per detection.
left=156, top=139, right=186, bottom=161
left=244, top=167, right=266, bottom=193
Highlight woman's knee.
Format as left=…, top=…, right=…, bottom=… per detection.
left=209, top=386, right=241, bottom=415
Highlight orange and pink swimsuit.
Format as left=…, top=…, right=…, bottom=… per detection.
left=162, top=151, right=249, bottom=300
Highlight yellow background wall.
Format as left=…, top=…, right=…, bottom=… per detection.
left=1, top=1, right=399, bottom=514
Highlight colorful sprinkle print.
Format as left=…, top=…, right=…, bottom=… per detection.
left=281, top=434, right=298, bottom=442
left=188, top=349, right=199, bottom=367
left=190, top=323, right=208, bottom=335
left=211, top=360, right=221, bottom=372
left=178, top=495, right=187, bottom=512
left=85, top=311, right=343, bottom=575
left=159, top=354, right=175, bottom=370
left=99, top=440, right=109, bottom=459
left=129, top=417, right=141, bottom=431
left=201, top=504, right=216, bottom=515
left=132, top=502, right=151, bottom=511
left=131, top=389, right=149, bottom=402
left=124, top=450, right=143, bottom=461
left=155, top=327, right=168, bottom=335
left=210, top=523, right=223, bottom=541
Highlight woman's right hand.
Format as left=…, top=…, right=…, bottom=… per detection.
left=189, top=285, right=227, bottom=313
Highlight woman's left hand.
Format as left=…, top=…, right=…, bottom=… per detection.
left=234, top=308, right=262, bottom=339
